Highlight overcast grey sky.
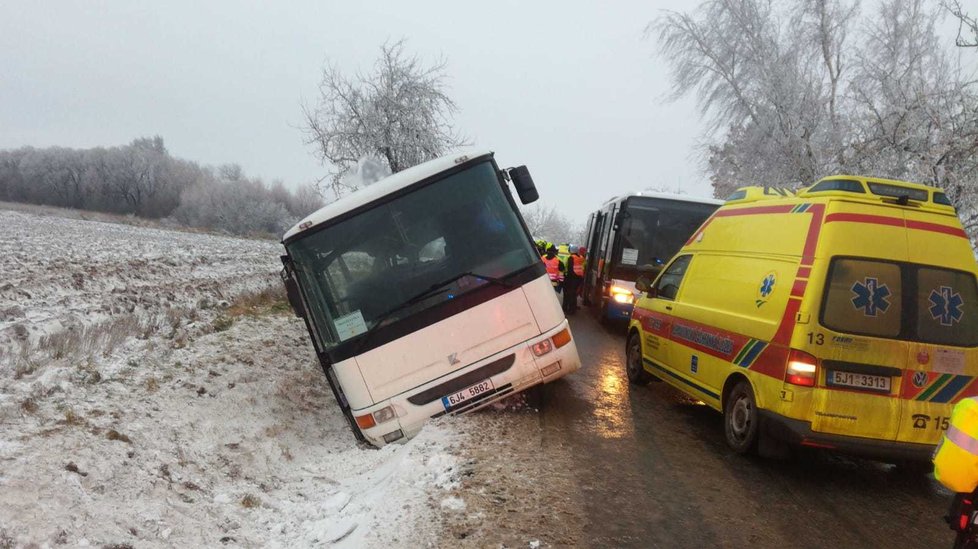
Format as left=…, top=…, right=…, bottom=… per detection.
left=0, top=1, right=713, bottom=225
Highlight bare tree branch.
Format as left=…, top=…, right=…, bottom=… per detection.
left=302, top=39, right=468, bottom=199
left=942, top=0, right=978, bottom=47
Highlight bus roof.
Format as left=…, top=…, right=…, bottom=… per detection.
left=599, top=190, right=723, bottom=208
left=283, top=148, right=494, bottom=242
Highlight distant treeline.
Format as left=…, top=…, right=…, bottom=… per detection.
left=0, top=137, right=324, bottom=236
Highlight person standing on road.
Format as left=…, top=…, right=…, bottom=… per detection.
left=563, top=246, right=581, bottom=314
left=575, top=246, right=587, bottom=297
left=543, top=245, right=563, bottom=293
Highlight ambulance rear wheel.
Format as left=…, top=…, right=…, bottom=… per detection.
left=724, top=381, right=759, bottom=454
left=626, top=333, right=651, bottom=385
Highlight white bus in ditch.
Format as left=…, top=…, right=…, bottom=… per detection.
left=280, top=149, right=582, bottom=446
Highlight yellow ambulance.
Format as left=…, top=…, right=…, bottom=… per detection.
left=627, top=176, right=978, bottom=462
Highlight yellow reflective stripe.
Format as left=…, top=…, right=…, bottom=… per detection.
left=947, top=425, right=978, bottom=456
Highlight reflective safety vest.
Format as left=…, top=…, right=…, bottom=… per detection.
left=557, top=245, right=570, bottom=271
left=935, top=397, right=978, bottom=492
left=543, top=256, right=563, bottom=282
left=572, top=255, right=584, bottom=277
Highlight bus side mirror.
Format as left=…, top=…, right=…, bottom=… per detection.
left=280, top=262, right=306, bottom=318
left=509, top=166, right=539, bottom=205
left=284, top=278, right=305, bottom=318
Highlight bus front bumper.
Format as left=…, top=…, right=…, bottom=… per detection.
left=603, top=298, right=634, bottom=321
left=354, top=320, right=581, bottom=447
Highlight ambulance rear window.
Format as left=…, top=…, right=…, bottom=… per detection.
left=822, top=259, right=902, bottom=338
left=916, top=268, right=978, bottom=346
left=820, top=257, right=978, bottom=347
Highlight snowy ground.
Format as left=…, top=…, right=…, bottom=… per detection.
left=0, top=209, right=477, bottom=548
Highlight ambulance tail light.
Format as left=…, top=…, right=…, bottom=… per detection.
left=786, top=349, right=818, bottom=387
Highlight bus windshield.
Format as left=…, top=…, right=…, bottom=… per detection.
left=287, top=161, right=538, bottom=351
left=612, top=197, right=717, bottom=280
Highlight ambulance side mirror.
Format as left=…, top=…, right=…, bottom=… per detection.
left=509, top=166, right=539, bottom=205
left=635, top=275, right=653, bottom=294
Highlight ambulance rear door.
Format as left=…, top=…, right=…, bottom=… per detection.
left=896, top=207, right=978, bottom=444
left=816, top=255, right=908, bottom=441
left=810, top=202, right=912, bottom=442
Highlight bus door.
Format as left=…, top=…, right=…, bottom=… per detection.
left=594, top=202, right=618, bottom=303
left=584, top=211, right=605, bottom=305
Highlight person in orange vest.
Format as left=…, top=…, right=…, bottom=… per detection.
left=574, top=246, right=587, bottom=298
left=562, top=245, right=583, bottom=314
left=542, top=245, right=564, bottom=293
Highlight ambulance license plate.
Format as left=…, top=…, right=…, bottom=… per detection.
left=442, top=379, right=495, bottom=410
left=827, top=370, right=891, bottom=392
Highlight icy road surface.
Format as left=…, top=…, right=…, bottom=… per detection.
left=0, top=210, right=465, bottom=547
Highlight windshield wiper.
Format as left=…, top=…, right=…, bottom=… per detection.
left=353, top=271, right=513, bottom=353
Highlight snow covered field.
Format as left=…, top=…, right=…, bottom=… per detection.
left=0, top=209, right=469, bottom=547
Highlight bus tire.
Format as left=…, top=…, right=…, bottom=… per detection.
left=724, top=380, right=759, bottom=454
left=626, top=332, right=652, bottom=385
left=525, top=384, right=546, bottom=411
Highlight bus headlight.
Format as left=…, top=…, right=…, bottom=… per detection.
left=355, top=405, right=397, bottom=429
left=610, top=286, right=634, bottom=303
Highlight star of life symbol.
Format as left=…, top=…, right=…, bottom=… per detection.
left=851, top=277, right=891, bottom=317
left=929, top=286, right=964, bottom=327
left=759, top=274, right=775, bottom=298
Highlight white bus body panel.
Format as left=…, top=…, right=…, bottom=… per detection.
left=340, top=274, right=581, bottom=446
left=356, top=284, right=541, bottom=404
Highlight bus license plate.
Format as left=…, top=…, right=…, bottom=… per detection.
left=442, top=379, right=495, bottom=410
left=827, top=370, right=891, bottom=392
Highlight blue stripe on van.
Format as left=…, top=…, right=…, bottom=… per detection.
left=739, top=340, right=767, bottom=368
left=931, top=375, right=972, bottom=403
left=644, top=358, right=720, bottom=400
left=732, top=340, right=753, bottom=365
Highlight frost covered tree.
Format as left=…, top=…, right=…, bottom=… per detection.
left=652, top=0, right=978, bottom=242
left=943, top=0, right=978, bottom=47
left=521, top=204, right=583, bottom=246
left=652, top=0, right=858, bottom=197
left=303, top=39, right=467, bottom=197
left=0, top=139, right=322, bottom=237
left=173, top=165, right=294, bottom=236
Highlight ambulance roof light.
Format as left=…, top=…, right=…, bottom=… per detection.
left=797, top=176, right=955, bottom=212
left=724, top=186, right=796, bottom=204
